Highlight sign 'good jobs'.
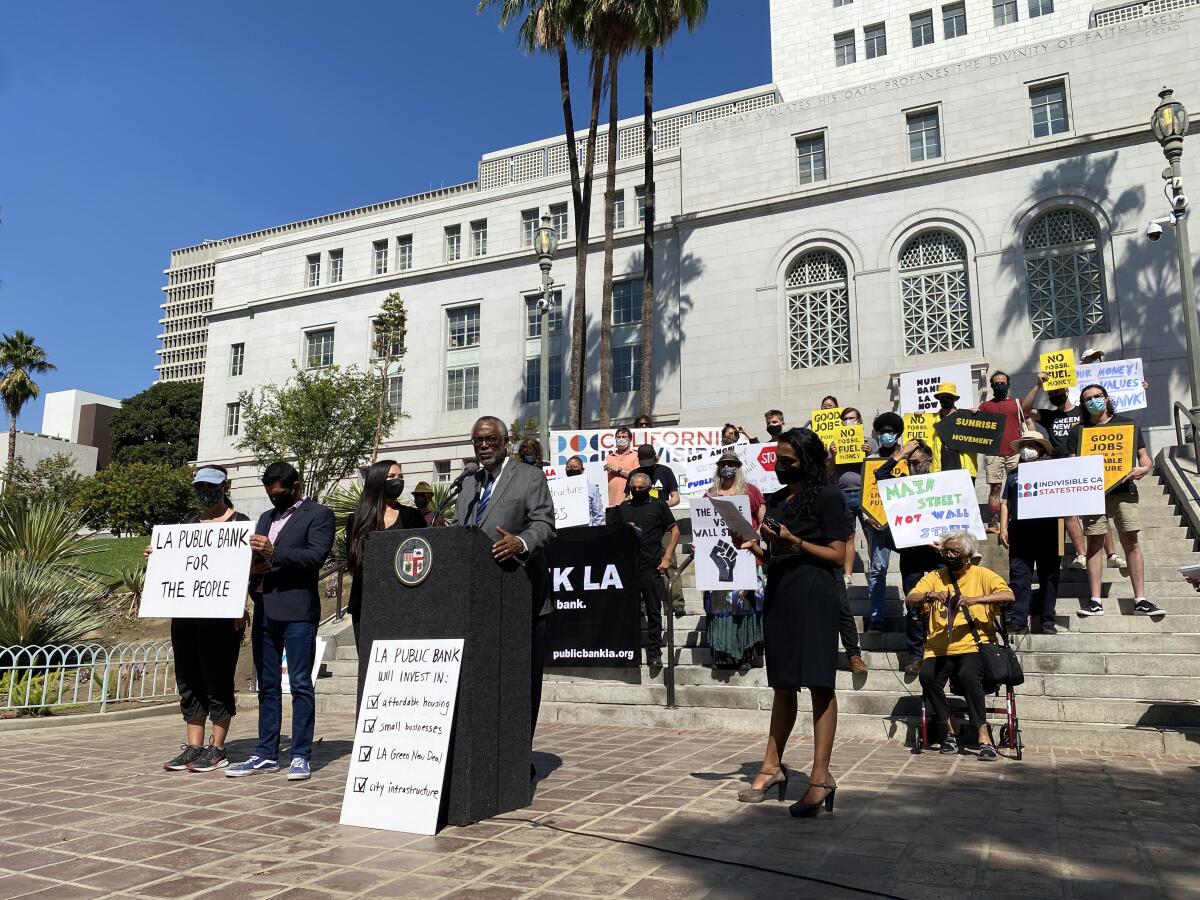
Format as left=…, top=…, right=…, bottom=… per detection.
left=340, top=639, right=464, bottom=835
left=879, top=469, right=985, bottom=548
left=140, top=522, right=252, bottom=619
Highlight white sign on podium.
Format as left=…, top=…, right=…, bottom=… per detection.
left=339, top=639, right=464, bottom=835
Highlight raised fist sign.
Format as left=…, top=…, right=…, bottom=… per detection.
left=711, top=540, right=739, bottom=582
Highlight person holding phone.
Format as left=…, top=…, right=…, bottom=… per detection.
left=152, top=466, right=250, bottom=773
left=734, top=428, right=848, bottom=818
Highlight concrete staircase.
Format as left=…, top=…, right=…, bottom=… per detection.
left=315, top=475, right=1200, bottom=754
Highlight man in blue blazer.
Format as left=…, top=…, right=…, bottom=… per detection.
left=227, top=462, right=335, bottom=781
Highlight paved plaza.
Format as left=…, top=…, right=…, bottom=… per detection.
left=0, top=714, right=1198, bottom=899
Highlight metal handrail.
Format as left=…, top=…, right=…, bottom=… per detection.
left=1172, top=401, right=1200, bottom=469
left=0, top=641, right=176, bottom=713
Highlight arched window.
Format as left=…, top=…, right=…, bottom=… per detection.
left=1023, top=209, right=1110, bottom=339
left=899, top=231, right=973, bottom=356
left=786, top=250, right=851, bottom=369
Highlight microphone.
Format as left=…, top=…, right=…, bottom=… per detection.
left=449, top=461, right=479, bottom=494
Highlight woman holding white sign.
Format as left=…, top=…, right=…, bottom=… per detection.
left=152, top=466, right=250, bottom=774
left=703, top=451, right=765, bottom=671
left=735, top=428, right=847, bottom=819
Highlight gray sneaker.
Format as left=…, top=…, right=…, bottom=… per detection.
left=164, top=744, right=204, bottom=771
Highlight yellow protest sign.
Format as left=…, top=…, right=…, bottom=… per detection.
left=862, top=457, right=908, bottom=528
left=831, top=425, right=865, bottom=465
left=1040, top=349, right=1077, bottom=390
left=903, top=412, right=936, bottom=447
left=1081, top=423, right=1135, bottom=492
left=811, top=407, right=843, bottom=443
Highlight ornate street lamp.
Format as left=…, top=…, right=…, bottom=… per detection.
left=1151, top=88, right=1200, bottom=409
left=533, top=214, right=559, bottom=457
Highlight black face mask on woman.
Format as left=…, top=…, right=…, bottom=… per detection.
left=383, top=479, right=405, bottom=500
left=941, top=553, right=968, bottom=572
left=774, top=460, right=803, bottom=485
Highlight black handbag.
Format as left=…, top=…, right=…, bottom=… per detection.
left=946, top=570, right=1025, bottom=691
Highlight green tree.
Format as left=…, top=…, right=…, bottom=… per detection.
left=109, top=381, right=203, bottom=468
left=73, top=462, right=197, bottom=536
left=2, top=454, right=83, bottom=509
left=237, top=364, right=389, bottom=503
left=0, top=330, right=56, bottom=490
left=633, top=0, right=706, bottom=419
left=369, top=291, right=409, bottom=463
left=480, top=0, right=605, bottom=428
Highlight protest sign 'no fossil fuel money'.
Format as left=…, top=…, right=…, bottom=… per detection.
left=1040, top=349, right=1077, bottom=390
left=878, top=469, right=985, bottom=548
left=140, top=522, right=252, bottom=619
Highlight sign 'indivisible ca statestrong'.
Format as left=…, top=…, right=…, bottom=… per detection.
left=140, top=522, right=252, bottom=619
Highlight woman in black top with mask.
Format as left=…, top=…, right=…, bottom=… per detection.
left=346, top=460, right=424, bottom=652
left=735, top=428, right=849, bottom=818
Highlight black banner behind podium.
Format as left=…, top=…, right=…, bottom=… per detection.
left=358, top=528, right=532, bottom=827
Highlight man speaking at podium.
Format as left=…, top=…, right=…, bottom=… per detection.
left=456, top=416, right=555, bottom=777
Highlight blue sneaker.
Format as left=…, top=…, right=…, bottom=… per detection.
left=287, top=757, right=311, bottom=781
left=225, top=755, right=280, bottom=777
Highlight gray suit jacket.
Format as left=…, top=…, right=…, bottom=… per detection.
left=456, top=458, right=557, bottom=615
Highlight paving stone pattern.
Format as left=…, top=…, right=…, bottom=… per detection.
left=1, top=714, right=1198, bottom=899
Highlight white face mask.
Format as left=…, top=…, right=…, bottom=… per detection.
left=615, top=437, right=630, bottom=451
left=1019, top=446, right=1041, bottom=462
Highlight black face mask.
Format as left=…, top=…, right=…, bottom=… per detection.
left=941, top=553, right=968, bottom=572
left=766, top=424, right=783, bottom=438
left=938, top=399, right=955, bottom=411
left=992, top=383, right=1009, bottom=399
left=629, top=487, right=651, bottom=504
left=1048, top=392, right=1068, bottom=407
left=383, top=479, right=405, bottom=500
left=269, top=491, right=297, bottom=512
left=774, top=460, right=803, bottom=485
left=566, top=468, right=584, bottom=477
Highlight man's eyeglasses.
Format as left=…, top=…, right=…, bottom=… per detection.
left=471, top=435, right=503, bottom=447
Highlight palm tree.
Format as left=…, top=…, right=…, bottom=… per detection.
left=634, top=0, right=707, bottom=420
left=0, top=331, right=55, bottom=490
left=479, top=0, right=605, bottom=428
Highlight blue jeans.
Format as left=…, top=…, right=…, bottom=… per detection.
left=866, top=531, right=891, bottom=628
left=1008, top=547, right=1060, bottom=627
left=253, top=612, right=317, bottom=761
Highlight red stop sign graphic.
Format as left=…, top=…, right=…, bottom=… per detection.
left=758, top=447, right=777, bottom=472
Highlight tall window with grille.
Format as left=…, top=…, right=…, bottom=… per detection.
left=225, top=402, right=241, bottom=438
left=306, top=254, right=321, bottom=287
left=526, top=291, right=563, bottom=338
left=230, top=343, right=244, bottom=377
left=911, top=11, right=934, bottom=46
left=796, top=134, right=827, bottom=185
left=446, top=366, right=479, bottom=411
left=612, top=191, right=625, bottom=229
left=994, top=0, right=1018, bottom=24
left=522, top=209, right=540, bottom=248
left=1024, top=209, right=1109, bottom=339
left=373, top=240, right=389, bottom=276
left=471, top=220, right=488, bottom=257
left=373, top=318, right=405, bottom=359
left=612, top=346, right=641, bottom=394
left=634, top=187, right=646, bottom=224
left=613, top=279, right=644, bottom=326
left=786, top=251, right=852, bottom=370
left=834, top=30, right=856, bottom=66
left=386, top=375, right=403, bottom=414
left=444, top=226, right=461, bottom=262
left=1029, top=0, right=1053, bottom=15
left=1030, top=82, right=1069, bottom=137
left=398, top=235, right=413, bottom=271
left=907, top=109, right=942, bottom=161
left=550, top=203, right=569, bottom=240
left=306, top=328, right=335, bottom=368
left=864, top=23, right=887, bottom=58
left=899, top=231, right=974, bottom=355
left=329, top=249, right=343, bottom=284
left=525, top=356, right=562, bottom=404
left=943, top=2, right=967, bottom=37
left=525, top=290, right=563, bottom=405
left=448, top=305, right=480, bottom=349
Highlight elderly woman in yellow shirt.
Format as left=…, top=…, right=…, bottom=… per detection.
left=905, top=530, right=1014, bottom=761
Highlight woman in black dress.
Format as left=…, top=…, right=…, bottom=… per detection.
left=346, top=459, right=424, bottom=652
left=735, top=428, right=848, bottom=817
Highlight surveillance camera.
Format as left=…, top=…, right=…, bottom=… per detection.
left=1173, top=192, right=1189, bottom=212
left=1147, top=220, right=1165, bottom=241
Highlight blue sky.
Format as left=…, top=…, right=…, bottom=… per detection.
left=0, top=1, right=771, bottom=430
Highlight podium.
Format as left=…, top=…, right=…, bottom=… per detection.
left=357, top=528, right=533, bottom=827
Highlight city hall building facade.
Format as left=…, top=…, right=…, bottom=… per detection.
left=172, top=0, right=1200, bottom=501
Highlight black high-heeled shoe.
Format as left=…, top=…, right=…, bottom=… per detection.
left=736, top=765, right=789, bottom=803
left=789, top=777, right=837, bottom=817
